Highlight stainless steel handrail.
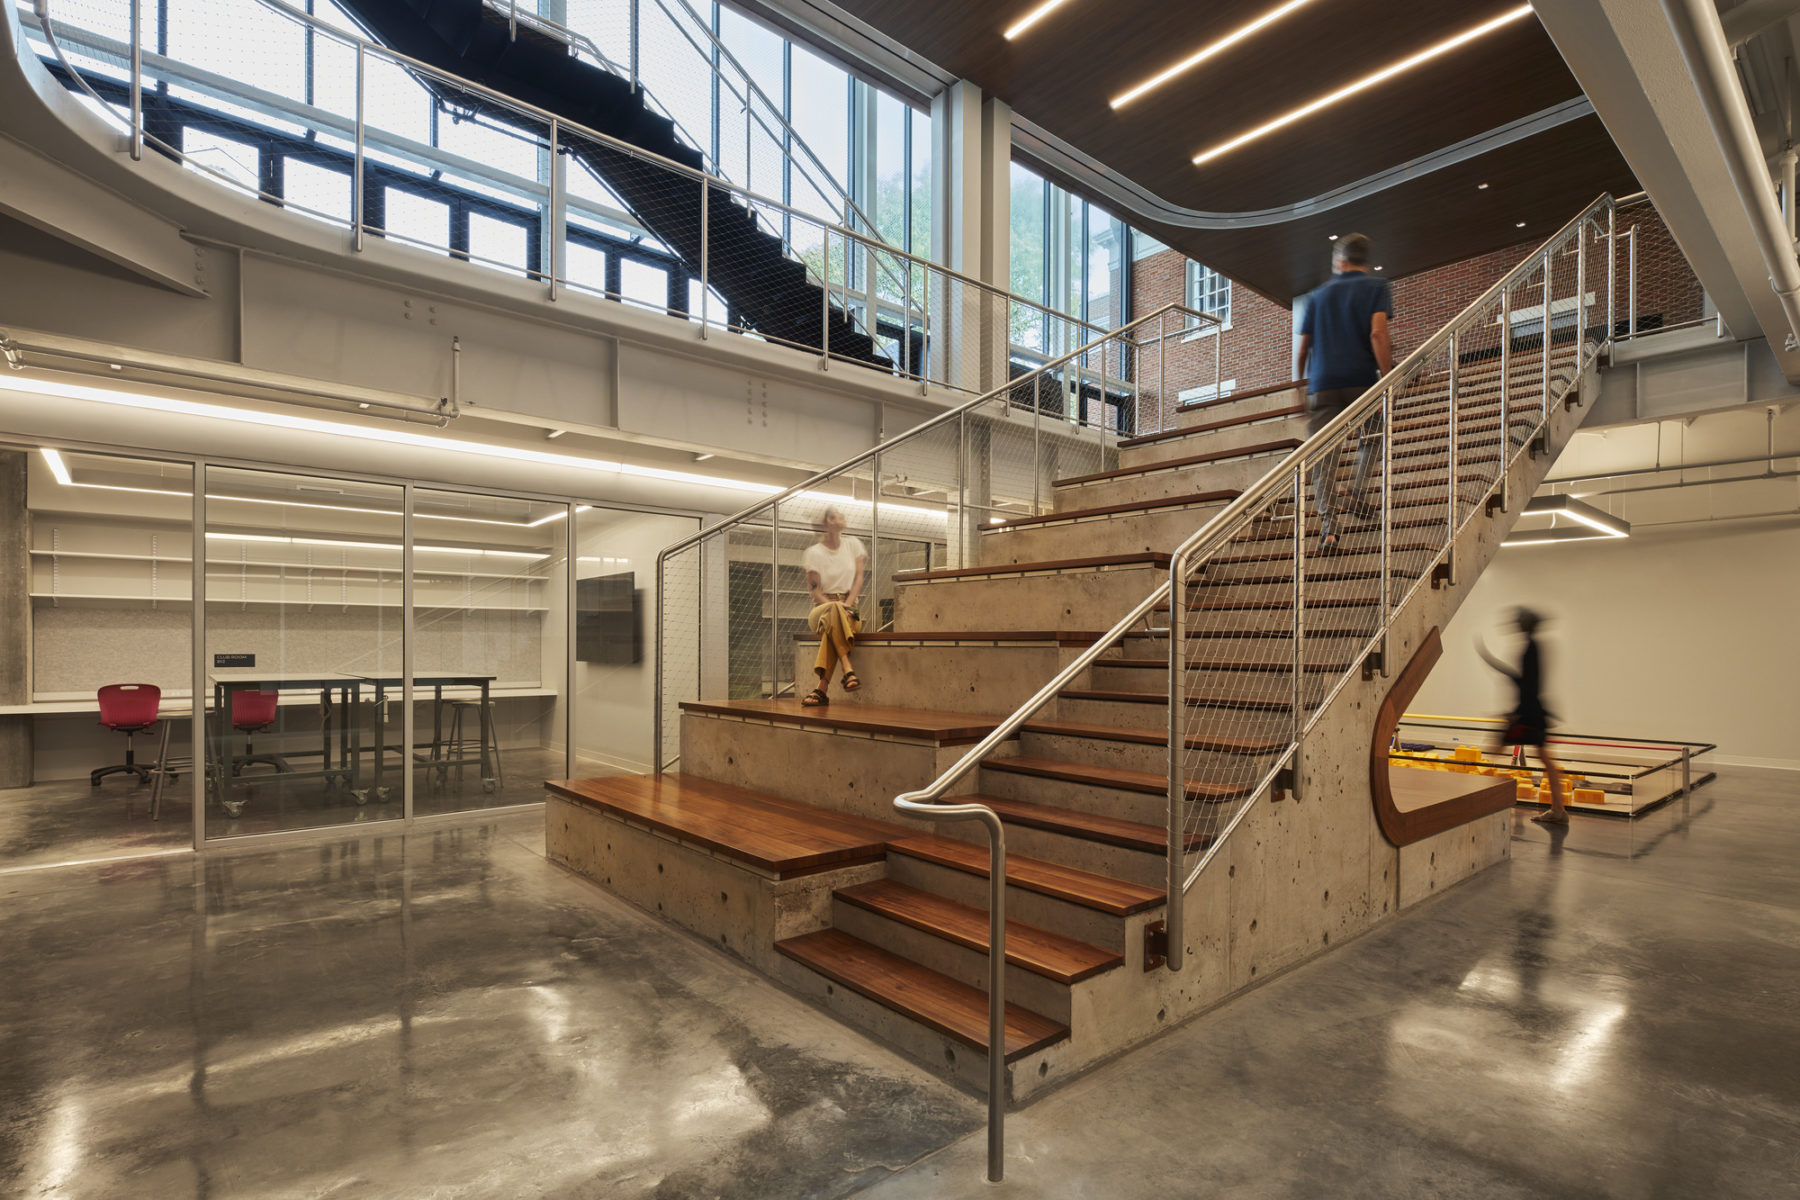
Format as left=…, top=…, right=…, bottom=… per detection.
left=649, top=302, right=1217, bottom=770
left=30, top=0, right=1107, bottom=382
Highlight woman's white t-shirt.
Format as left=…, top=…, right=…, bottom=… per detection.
left=803, top=535, right=865, bottom=595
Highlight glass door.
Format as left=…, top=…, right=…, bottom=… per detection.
left=202, top=467, right=403, bottom=840
left=410, top=488, right=569, bottom=814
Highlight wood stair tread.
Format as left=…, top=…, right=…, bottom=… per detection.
left=774, top=928, right=1068, bottom=1060
left=1021, top=719, right=1284, bottom=757
left=988, top=490, right=1240, bottom=530
left=794, top=629, right=1106, bottom=644
left=1062, top=688, right=1298, bottom=711
left=1053, top=439, right=1302, bottom=487
left=677, top=698, right=1007, bottom=746
left=1175, top=378, right=1303, bottom=412
left=887, top=833, right=1166, bottom=916
left=1098, top=657, right=1352, bottom=674
left=1117, top=404, right=1306, bottom=449
left=987, top=755, right=1252, bottom=801
left=836, top=879, right=1123, bottom=984
left=545, top=773, right=907, bottom=878
left=953, top=794, right=1211, bottom=854
left=896, top=553, right=1171, bottom=582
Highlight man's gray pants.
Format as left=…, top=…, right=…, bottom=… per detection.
left=1306, top=386, right=1383, bottom=527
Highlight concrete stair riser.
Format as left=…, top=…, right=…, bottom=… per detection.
left=979, top=500, right=1233, bottom=563
left=769, top=953, right=1071, bottom=1102
left=928, top=818, right=1170, bottom=889
left=790, top=640, right=1081, bottom=713
left=678, top=712, right=983, bottom=822
left=1169, top=386, right=1305, bottom=426
left=1052, top=451, right=1291, bottom=511
left=1118, top=414, right=1309, bottom=471
left=976, top=765, right=1173, bottom=828
left=827, top=896, right=1082, bottom=1024
left=1017, top=729, right=1280, bottom=783
left=1056, top=694, right=1299, bottom=735
left=882, top=849, right=1153, bottom=955
left=894, top=565, right=1167, bottom=633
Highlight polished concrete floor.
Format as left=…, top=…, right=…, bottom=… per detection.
left=2, top=765, right=1795, bottom=1198
left=0, top=747, right=586, bottom=870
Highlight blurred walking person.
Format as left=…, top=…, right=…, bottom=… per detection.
left=1479, top=607, right=1569, bottom=825
left=1295, top=232, right=1394, bottom=551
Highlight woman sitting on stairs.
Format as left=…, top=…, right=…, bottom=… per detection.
left=800, top=506, right=867, bottom=707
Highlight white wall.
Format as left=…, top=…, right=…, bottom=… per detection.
left=1415, top=516, right=1800, bottom=769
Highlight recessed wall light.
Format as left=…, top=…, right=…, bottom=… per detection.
left=1191, top=5, right=1534, bottom=166
left=1328, top=234, right=1339, bottom=241
left=1110, top=0, right=1317, bottom=109
left=1003, top=0, right=1075, bottom=40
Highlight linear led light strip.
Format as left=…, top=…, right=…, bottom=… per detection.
left=14, top=376, right=949, bottom=524
left=41, top=449, right=568, bottom=529
left=1004, top=0, right=1076, bottom=40
left=203, top=531, right=547, bottom=559
left=1192, top=5, right=1534, bottom=166
left=1111, top=0, right=1318, bottom=109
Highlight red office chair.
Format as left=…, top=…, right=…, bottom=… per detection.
left=92, top=683, right=160, bottom=787
left=230, top=689, right=289, bottom=776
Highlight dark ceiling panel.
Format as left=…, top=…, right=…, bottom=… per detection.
left=827, top=0, right=1634, bottom=300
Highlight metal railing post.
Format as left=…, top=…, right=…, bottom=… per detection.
left=769, top=508, right=782, bottom=697
left=653, top=553, right=666, bottom=774
left=820, top=227, right=832, bottom=372
left=1576, top=220, right=1588, bottom=359
left=1032, top=374, right=1043, bottom=513
left=982, top=813, right=1006, bottom=1182
left=920, top=269, right=932, bottom=395
left=547, top=118, right=562, bottom=301
left=629, top=0, right=640, bottom=92
left=1541, top=249, right=1553, bottom=424
left=1447, top=331, right=1459, bottom=540
left=1290, top=466, right=1305, bottom=772
left=870, top=451, right=880, bottom=623
left=1628, top=225, right=1639, bottom=337
left=1380, top=387, right=1392, bottom=629
left=699, top=178, right=709, bottom=339
left=353, top=41, right=365, bottom=252
left=129, top=0, right=142, bottom=160
left=1607, top=203, right=1617, bottom=344
left=509, top=0, right=517, bottom=39
left=1165, top=547, right=1186, bottom=972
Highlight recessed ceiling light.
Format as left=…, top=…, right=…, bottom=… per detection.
left=1516, top=221, right=1527, bottom=228
left=693, top=452, right=715, bottom=461
left=1477, top=182, right=1490, bottom=189
left=1003, top=0, right=1075, bottom=40
left=1191, top=5, right=1534, bottom=166
left=1374, top=266, right=1384, bottom=271
left=1328, top=234, right=1339, bottom=241
left=1110, top=0, right=1318, bottom=109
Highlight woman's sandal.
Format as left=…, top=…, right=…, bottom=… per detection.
left=800, top=688, right=830, bottom=707
left=841, top=671, right=861, bottom=693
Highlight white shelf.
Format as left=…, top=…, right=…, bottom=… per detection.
left=30, top=593, right=547, bottom=613
left=33, top=550, right=546, bottom=581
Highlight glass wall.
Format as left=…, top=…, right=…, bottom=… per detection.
left=202, top=467, right=404, bottom=840
left=1008, top=162, right=1132, bottom=359
left=411, top=489, right=570, bottom=816
left=2, top=446, right=193, bottom=871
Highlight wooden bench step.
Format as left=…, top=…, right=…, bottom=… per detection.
left=887, top=834, right=1165, bottom=916
left=1063, top=688, right=1297, bottom=711
left=794, top=629, right=1105, bottom=645
left=1118, top=404, right=1306, bottom=450
left=1021, top=719, right=1284, bottom=757
left=988, top=490, right=1240, bottom=530
left=986, top=755, right=1252, bottom=802
left=775, top=928, right=1068, bottom=1060
left=1175, top=378, right=1302, bottom=413
left=676, top=698, right=1006, bottom=746
left=836, top=879, right=1123, bottom=984
left=1053, top=439, right=1302, bottom=488
left=953, top=794, right=1211, bottom=854
left=545, top=773, right=907, bottom=878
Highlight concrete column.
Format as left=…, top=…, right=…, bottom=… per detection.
left=930, top=80, right=1011, bottom=393
left=0, top=450, right=32, bottom=787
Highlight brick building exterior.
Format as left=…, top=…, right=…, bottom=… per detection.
left=1125, top=206, right=1702, bottom=433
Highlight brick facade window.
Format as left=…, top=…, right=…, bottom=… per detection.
left=1186, top=262, right=1231, bottom=329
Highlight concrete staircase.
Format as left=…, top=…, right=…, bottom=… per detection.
left=548, top=340, right=1598, bottom=1100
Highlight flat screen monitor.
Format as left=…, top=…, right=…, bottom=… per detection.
left=576, top=572, right=641, bottom=664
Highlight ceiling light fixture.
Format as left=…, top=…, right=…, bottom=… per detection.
left=1516, top=221, right=1527, bottom=228
left=1478, top=182, right=1490, bottom=189
left=1327, top=234, right=1339, bottom=241
left=693, top=452, right=715, bottom=462
left=40, top=447, right=72, bottom=486
left=1501, top=495, right=1630, bottom=547
left=1110, top=0, right=1317, bottom=109
left=1003, top=0, right=1075, bottom=40
left=1191, top=5, right=1534, bottom=166
left=545, top=429, right=567, bottom=440
left=1374, top=266, right=1384, bottom=271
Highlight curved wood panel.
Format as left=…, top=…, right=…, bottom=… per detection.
left=1371, top=627, right=1518, bottom=846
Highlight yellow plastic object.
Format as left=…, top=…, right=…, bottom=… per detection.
left=1453, top=745, right=1483, bottom=763
left=1574, top=788, right=1605, bottom=806
left=1517, top=782, right=1537, bottom=799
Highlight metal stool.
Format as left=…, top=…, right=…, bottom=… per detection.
left=147, top=707, right=196, bottom=821
left=440, top=698, right=503, bottom=793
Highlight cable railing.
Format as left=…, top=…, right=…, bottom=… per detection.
left=22, top=0, right=1111, bottom=393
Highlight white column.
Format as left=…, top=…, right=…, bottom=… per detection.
left=930, top=80, right=1011, bottom=394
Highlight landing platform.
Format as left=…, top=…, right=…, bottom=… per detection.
left=1388, top=765, right=1517, bottom=819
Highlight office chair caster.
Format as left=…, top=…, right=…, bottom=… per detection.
left=222, top=800, right=245, bottom=818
